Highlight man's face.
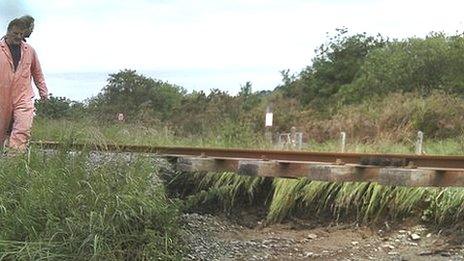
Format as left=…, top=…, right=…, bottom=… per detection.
left=6, top=26, right=24, bottom=45
left=24, top=22, right=34, bottom=38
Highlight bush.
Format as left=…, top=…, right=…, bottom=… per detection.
left=302, top=91, right=464, bottom=142
left=35, top=95, right=84, bottom=119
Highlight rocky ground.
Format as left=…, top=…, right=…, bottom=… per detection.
left=181, top=212, right=464, bottom=260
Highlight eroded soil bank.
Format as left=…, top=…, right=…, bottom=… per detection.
left=154, top=155, right=464, bottom=260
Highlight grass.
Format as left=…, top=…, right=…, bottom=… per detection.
left=175, top=172, right=464, bottom=227
left=165, top=171, right=271, bottom=213
left=32, top=118, right=270, bottom=149
left=0, top=146, right=183, bottom=260
left=30, top=117, right=464, bottom=228
left=33, top=117, right=464, bottom=156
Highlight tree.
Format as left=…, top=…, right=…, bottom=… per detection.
left=339, top=32, right=464, bottom=102
left=276, top=28, right=386, bottom=111
left=35, top=94, right=83, bottom=119
left=88, top=69, right=186, bottom=122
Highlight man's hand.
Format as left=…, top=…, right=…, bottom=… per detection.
left=40, top=94, right=49, bottom=101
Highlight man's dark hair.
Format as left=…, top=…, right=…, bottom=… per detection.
left=7, top=18, right=26, bottom=32
left=19, top=15, right=34, bottom=26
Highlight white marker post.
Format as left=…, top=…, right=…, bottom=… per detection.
left=265, top=106, right=273, bottom=145
left=340, top=132, right=346, bottom=153
left=416, top=131, right=424, bottom=155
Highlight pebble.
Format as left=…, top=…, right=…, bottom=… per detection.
left=307, top=233, right=318, bottom=239
left=304, top=252, right=314, bottom=257
left=382, top=244, right=395, bottom=250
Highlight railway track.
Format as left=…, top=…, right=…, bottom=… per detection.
left=32, top=141, right=464, bottom=187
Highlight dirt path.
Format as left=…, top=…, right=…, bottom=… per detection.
left=182, top=213, right=464, bottom=260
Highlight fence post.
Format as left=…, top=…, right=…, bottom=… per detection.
left=416, top=131, right=424, bottom=155
left=340, top=132, right=346, bottom=153
left=265, top=106, right=273, bottom=146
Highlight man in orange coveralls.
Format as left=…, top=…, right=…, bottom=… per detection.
left=0, top=18, right=48, bottom=152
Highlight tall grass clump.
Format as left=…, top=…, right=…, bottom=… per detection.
left=266, top=180, right=434, bottom=224
left=177, top=172, right=461, bottom=226
left=165, top=171, right=272, bottom=213
left=427, top=188, right=464, bottom=225
left=0, top=147, right=183, bottom=260
left=267, top=179, right=310, bottom=222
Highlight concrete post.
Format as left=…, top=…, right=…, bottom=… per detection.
left=265, top=106, right=273, bottom=146
left=416, top=131, right=424, bottom=155
left=340, top=132, right=346, bottom=153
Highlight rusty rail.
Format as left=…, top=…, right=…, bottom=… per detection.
left=31, top=141, right=464, bottom=187
left=32, top=141, right=464, bottom=169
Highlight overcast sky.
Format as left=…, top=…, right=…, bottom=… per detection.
left=1, top=0, right=464, bottom=100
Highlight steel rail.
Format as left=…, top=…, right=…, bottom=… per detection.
left=31, top=141, right=464, bottom=169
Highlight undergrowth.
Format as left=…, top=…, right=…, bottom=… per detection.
left=165, top=171, right=272, bottom=214
left=0, top=147, right=183, bottom=260
left=169, top=171, right=464, bottom=227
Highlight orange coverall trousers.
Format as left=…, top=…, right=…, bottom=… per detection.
left=0, top=40, right=48, bottom=151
